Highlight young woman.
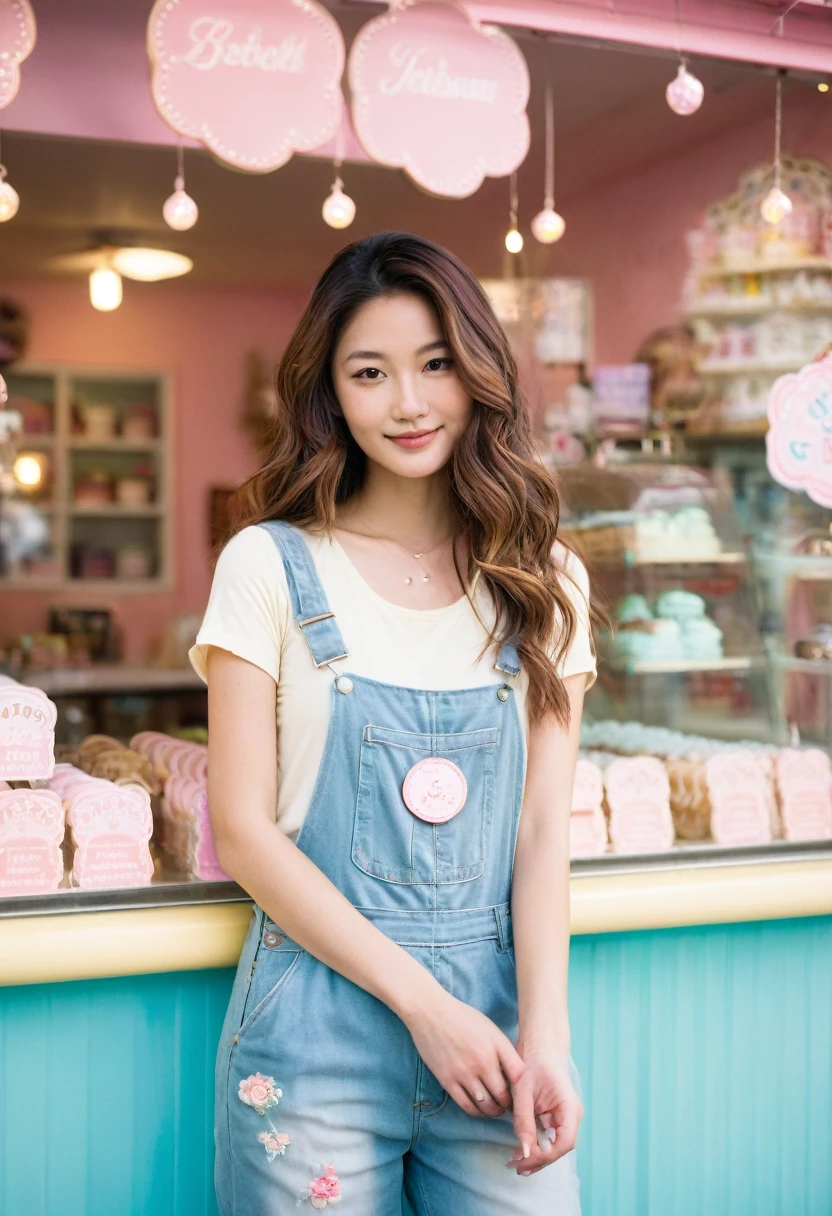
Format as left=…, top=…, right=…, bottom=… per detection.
left=191, top=232, right=596, bottom=1215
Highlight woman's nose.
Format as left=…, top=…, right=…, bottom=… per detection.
left=394, top=377, right=429, bottom=420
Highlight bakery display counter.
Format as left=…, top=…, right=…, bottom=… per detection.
left=2, top=842, right=830, bottom=987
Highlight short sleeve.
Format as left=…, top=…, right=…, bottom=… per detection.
left=189, top=525, right=290, bottom=685
left=553, top=545, right=596, bottom=689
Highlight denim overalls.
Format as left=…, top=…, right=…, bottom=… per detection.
left=215, top=522, right=581, bottom=1214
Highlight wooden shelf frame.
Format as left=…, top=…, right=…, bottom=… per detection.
left=3, top=363, right=173, bottom=591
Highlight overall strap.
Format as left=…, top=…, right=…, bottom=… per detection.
left=258, top=522, right=349, bottom=668
left=494, top=640, right=521, bottom=678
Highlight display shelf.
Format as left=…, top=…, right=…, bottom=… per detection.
left=603, top=552, right=747, bottom=567
left=2, top=364, right=172, bottom=591
left=775, top=655, right=832, bottom=676
left=607, top=656, right=758, bottom=675
left=685, top=298, right=832, bottom=319
left=685, top=417, right=769, bottom=439
left=69, top=504, right=162, bottom=517
left=754, top=551, right=832, bottom=580
left=699, top=256, right=832, bottom=278
left=22, top=663, right=204, bottom=695
left=699, top=358, right=805, bottom=376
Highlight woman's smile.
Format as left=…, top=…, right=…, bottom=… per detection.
left=386, top=427, right=442, bottom=450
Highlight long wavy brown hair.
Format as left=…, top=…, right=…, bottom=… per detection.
left=233, top=232, right=591, bottom=725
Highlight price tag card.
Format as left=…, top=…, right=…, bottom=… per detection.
left=767, top=354, right=832, bottom=508
left=191, top=789, right=229, bottom=881
left=605, top=757, right=674, bottom=854
left=67, top=783, right=154, bottom=889
left=776, top=749, right=832, bottom=841
left=0, top=686, right=57, bottom=781
left=0, top=788, right=65, bottom=894
left=705, top=753, right=772, bottom=846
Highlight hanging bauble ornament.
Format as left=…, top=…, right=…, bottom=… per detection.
left=531, top=207, right=565, bottom=245
left=505, top=227, right=523, bottom=254
left=666, top=64, right=704, bottom=116
left=322, top=178, right=356, bottom=229
left=0, top=166, right=20, bottom=223
left=163, top=175, right=199, bottom=231
left=760, top=186, right=793, bottom=226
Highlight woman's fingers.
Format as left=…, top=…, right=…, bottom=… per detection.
left=449, top=1084, right=483, bottom=1119
left=467, top=1086, right=505, bottom=1118
left=549, top=1098, right=582, bottom=1162
left=510, top=1069, right=537, bottom=1161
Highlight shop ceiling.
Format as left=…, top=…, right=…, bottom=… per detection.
left=0, top=0, right=827, bottom=290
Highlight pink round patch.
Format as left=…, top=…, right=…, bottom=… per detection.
left=402, top=758, right=467, bottom=824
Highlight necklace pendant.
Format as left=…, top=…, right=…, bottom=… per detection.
left=413, top=552, right=423, bottom=560
left=422, top=574, right=430, bottom=583
left=404, top=576, right=413, bottom=586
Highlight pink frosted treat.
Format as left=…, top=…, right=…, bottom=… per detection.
left=776, top=749, right=832, bottom=841
left=705, top=752, right=772, bottom=846
left=605, top=757, right=675, bottom=854
left=0, top=788, right=65, bottom=894
left=569, top=759, right=608, bottom=858
left=0, top=685, right=58, bottom=781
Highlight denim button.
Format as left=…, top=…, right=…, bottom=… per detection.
left=335, top=675, right=354, bottom=694
left=497, top=686, right=510, bottom=702
left=263, top=930, right=284, bottom=948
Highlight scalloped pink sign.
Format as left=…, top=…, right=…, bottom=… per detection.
left=348, top=0, right=529, bottom=198
left=766, top=354, right=832, bottom=508
left=0, top=0, right=36, bottom=111
left=147, top=0, right=345, bottom=172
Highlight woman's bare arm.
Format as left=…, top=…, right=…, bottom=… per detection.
left=508, top=673, right=586, bottom=1168
left=206, top=645, right=526, bottom=1116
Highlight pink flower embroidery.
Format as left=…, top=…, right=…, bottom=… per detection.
left=258, top=1130, right=291, bottom=1162
left=238, top=1073, right=282, bottom=1116
left=300, top=1164, right=342, bottom=1209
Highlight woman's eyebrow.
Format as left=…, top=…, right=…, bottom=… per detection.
left=344, top=339, right=449, bottom=363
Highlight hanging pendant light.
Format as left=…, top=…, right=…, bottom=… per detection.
left=322, top=173, right=356, bottom=229
left=761, top=72, right=793, bottom=226
left=531, top=80, right=565, bottom=244
left=505, top=171, right=523, bottom=253
left=89, top=264, right=123, bottom=312
left=163, top=143, right=199, bottom=232
left=666, top=0, right=704, bottom=116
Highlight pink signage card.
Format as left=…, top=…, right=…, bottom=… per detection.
left=766, top=354, right=832, bottom=508
left=569, top=758, right=608, bottom=857
left=605, top=757, right=674, bottom=854
left=0, top=788, right=64, bottom=894
left=66, top=782, right=153, bottom=889
left=0, top=685, right=57, bottom=781
left=776, top=748, right=832, bottom=841
left=348, top=0, right=530, bottom=198
left=148, top=0, right=345, bottom=172
left=0, top=0, right=36, bottom=111
left=705, top=753, right=772, bottom=846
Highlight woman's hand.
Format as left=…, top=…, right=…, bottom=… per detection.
left=404, top=988, right=526, bottom=1119
left=506, top=1045, right=582, bottom=1175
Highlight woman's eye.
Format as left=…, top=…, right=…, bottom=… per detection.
left=425, top=357, right=454, bottom=372
left=355, top=367, right=384, bottom=380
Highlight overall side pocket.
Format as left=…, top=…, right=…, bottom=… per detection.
left=234, top=923, right=306, bottom=1045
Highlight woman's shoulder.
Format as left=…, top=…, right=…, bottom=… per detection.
left=552, top=539, right=590, bottom=600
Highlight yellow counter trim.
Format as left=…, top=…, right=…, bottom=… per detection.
left=2, top=858, right=831, bottom=987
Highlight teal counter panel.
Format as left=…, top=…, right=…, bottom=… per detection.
left=1, top=915, right=830, bottom=1216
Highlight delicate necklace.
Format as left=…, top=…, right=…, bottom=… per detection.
left=335, top=527, right=454, bottom=587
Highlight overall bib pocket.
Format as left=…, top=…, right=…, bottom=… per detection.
left=235, top=923, right=305, bottom=1044
left=352, top=724, right=499, bottom=884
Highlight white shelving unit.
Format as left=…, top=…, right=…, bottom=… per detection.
left=2, top=364, right=172, bottom=591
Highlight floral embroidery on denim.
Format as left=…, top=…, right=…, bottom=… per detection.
left=258, top=1130, right=291, bottom=1162
left=299, top=1163, right=342, bottom=1208
left=238, top=1073, right=282, bottom=1116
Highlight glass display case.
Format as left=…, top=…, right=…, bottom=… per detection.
left=558, top=460, right=775, bottom=741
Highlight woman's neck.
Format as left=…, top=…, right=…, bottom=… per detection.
left=336, top=464, right=455, bottom=549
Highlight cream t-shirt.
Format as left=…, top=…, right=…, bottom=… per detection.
left=190, top=525, right=595, bottom=838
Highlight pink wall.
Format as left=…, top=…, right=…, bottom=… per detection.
left=550, top=85, right=832, bottom=363
left=1, top=279, right=307, bottom=661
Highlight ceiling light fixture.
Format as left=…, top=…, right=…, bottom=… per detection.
left=163, top=143, right=199, bottom=232
left=531, top=79, right=565, bottom=245
left=89, top=265, right=123, bottom=311
left=111, top=247, right=193, bottom=281
left=505, top=171, right=523, bottom=254
left=761, top=72, right=793, bottom=226
left=666, top=0, right=704, bottom=116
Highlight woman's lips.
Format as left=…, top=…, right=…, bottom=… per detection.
left=387, top=428, right=440, bottom=450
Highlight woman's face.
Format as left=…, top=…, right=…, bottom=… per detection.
left=331, top=292, right=473, bottom=479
